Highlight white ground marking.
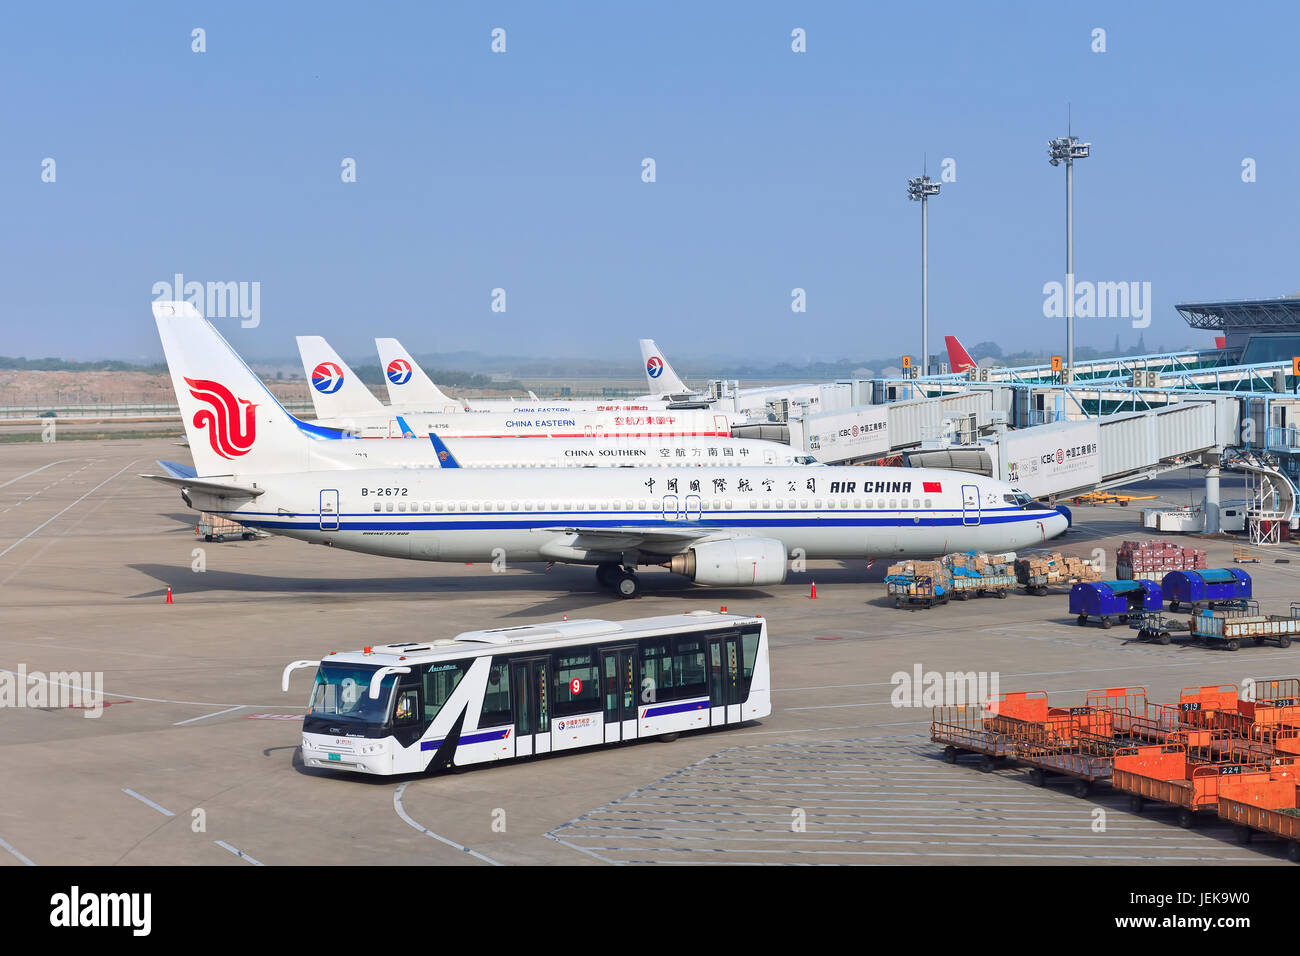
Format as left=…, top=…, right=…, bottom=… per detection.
left=392, top=782, right=502, bottom=866
left=214, top=841, right=264, bottom=865
left=0, top=460, right=137, bottom=560
left=0, top=836, right=36, bottom=866
left=174, top=705, right=247, bottom=726
left=121, top=788, right=175, bottom=816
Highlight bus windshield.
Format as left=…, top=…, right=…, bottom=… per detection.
left=308, top=664, right=397, bottom=725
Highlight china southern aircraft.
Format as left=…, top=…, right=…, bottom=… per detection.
left=640, top=339, right=824, bottom=413
left=148, top=302, right=1067, bottom=597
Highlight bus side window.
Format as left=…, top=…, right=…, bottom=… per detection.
left=479, top=661, right=511, bottom=727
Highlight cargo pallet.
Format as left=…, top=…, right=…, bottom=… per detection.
left=1112, top=744, right=1279, bottom=828
left=886, top=575, right=950, bottom=610
left=931, top=702, right=1015, bottom=772
left=1188, top=602, right=1299, bottom=651
left=196, top=513, right=260, bottom=542
left=947, top=573, right=1014, bottom=600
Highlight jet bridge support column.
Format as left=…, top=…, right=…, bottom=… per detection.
left=1203, top=450, right=1222, bottom=534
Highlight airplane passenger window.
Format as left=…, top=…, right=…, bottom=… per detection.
left=925, top=499, right=932, bottom=509
left=724, top=500, right=733, bottom=509
left=398, top=502, right=406, bottom=512
left=774, top=500, right=784, bottom=510
left=800, top=500, right=808, bottom=509
left=373, top=503, right=381, bottom=512
left=612, top=501, right=621, bottom=510
left=889, top=500, right=897, bottom=509
left=877, top=499, right=885, bottom=509
left=638, top=500, right=647, bottom=510
left=749, top=500, right=758, bottom=510
left=826, top=499, right=836, bottom=509
left=814, top=499, right=822, bottom=508
left=712, top=499, right=721, bottom=510
left=460, top=502, right=469, bottom=512
left=386, top=502, right=394, bottom=512
left=510, top=501, right=519, bottom=510
left=789, top=500, right=797, bottom=510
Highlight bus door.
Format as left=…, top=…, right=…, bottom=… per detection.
left=708, top=633, right=741, bottom=725
left=961, top=484, right=981, bottom=527
left=509, top=658, right=551, bottom=756
left=319, top=489, right=339, bottom=531
left=600, top=647, right=637, bottom=743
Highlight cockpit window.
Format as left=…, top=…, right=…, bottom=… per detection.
left=1005, top=489, right=1034, bottom=508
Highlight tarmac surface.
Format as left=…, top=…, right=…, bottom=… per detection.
left=1, top=438, right=1296, bottom=866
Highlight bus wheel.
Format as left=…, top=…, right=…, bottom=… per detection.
left=660, top=733, right=679, bottom=743
left=614, top=570, right=640, bottom=599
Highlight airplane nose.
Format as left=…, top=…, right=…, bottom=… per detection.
left=1045, top=510, right=1069, bottom=539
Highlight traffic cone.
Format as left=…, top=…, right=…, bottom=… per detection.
left=720, top=605, right=727, bottom=613
left=165, top=587, right=174, bottom=604
left=809, top=581, right=818, bottom=599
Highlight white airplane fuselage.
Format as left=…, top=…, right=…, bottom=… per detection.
left=204, top=464, right=1066, bottom=565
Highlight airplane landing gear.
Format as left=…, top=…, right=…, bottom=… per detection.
left=596, top=563, right=641, bottom=598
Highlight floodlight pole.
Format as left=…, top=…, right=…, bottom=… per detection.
left=1049, top=133, right=1090, bottom=370
left=907, top=173, right=941, bottom=375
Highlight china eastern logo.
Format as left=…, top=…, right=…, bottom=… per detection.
left=185, top=378, right=257, bottom=459
left=646, top=356, right=664, bottom=378
left=311, top=362, right=345, bottom=393
left=386, top=359, right=412, bottom=385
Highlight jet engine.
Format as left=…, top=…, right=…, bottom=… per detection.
left=664, top=538, right=787, bottom=587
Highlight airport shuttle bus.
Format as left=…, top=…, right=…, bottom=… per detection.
left=282, top=611, right=770, bottom=776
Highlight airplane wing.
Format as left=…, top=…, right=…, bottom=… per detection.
left=139, top=473, right=265, bottom=498
left=538, top=524, right=718, bottom=557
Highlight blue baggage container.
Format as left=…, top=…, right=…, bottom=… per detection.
left=1069, top=579, right=1162, bottom=628
left=1163, top=569, right=1251, bottom=610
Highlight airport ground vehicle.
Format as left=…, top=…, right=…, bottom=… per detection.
left=1188, top=604, right=1299, bottom=651
left=281, top=611, right=770, bottom=776
left=1218, top=777, right=1300, bottom=861
left=1164, top=568, right=1252, bottom=611
left=195, top=513, right=259, bottom=542
left=886, top=570, right=950, bottom=609
left=1069, top=580, right=1162, bottom=628
left=1111, top=744, right=1278, bottom=827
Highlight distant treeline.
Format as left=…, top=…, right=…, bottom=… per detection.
left=0, top=356, right=167, bottom=373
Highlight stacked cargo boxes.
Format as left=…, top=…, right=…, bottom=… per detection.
left=885, top=560, right=952, bottom=609
left=1116, top=539, right=1208, bottom=582
left=1015, top=551, right=1102, bottom=595
left=941, top=550, right=1017, bottom=599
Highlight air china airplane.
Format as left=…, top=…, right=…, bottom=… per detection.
left=148, top=302, right=1068, bottom=598
left=640, top=339, right=823, bottom=413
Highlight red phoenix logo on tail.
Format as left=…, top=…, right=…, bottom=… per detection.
left=185, top=377, right=258, bottom=459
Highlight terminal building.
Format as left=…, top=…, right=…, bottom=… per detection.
left=1177, top=294, right=1300, bottom=365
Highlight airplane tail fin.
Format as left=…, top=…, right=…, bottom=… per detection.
left=153, top=301, right=312, bottom=476
left=944, top=335, right=978, bottom=373
left=428, top=433, right=462, bottom=468
left=1214, top=335, right=1226, bottom=349
left=374, top=338, right=460, bottom=410
left=296, top=335, right=388, bottom=420
left=639, top=339, right=688, bottom=395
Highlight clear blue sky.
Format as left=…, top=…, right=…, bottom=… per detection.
left=3, top=2, right=1297, bottom=365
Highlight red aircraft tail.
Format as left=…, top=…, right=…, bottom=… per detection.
left=944, top=335, right=978, bottom=373
left=1214, top=335, right=1226, bottom=349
